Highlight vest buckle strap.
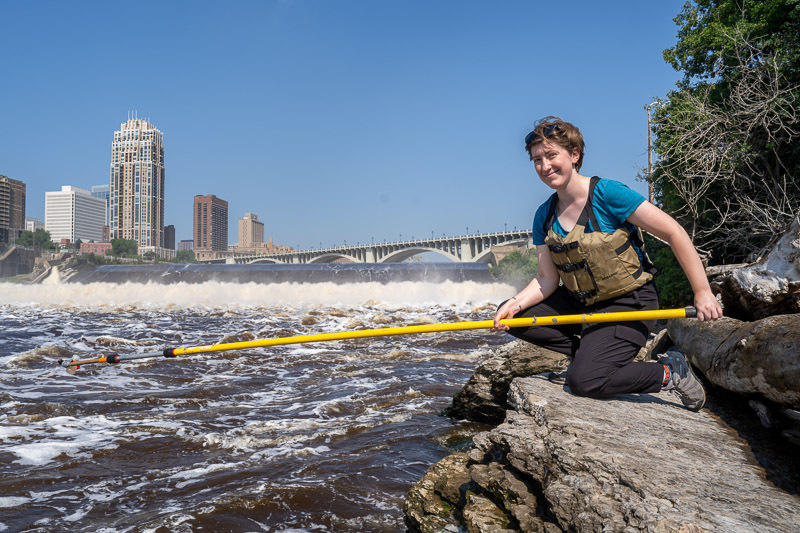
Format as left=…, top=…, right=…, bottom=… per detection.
left=556, top=260, right=587, bottom=273
left=548, top=241, right=580, bottom=254
left=570, top=289, right=598, bottom=302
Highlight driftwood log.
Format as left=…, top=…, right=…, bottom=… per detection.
left=668, top=316, right=800, bottom=409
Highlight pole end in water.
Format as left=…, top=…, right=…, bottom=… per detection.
left=57, top=356, right=80, bottom=375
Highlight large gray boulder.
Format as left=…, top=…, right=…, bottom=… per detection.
left=406, top=376, right=800, bottom=532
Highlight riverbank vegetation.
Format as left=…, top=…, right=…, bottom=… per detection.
left=646, top=0, right=800, bottom=304
left=490, top=249, right=538, bottom=290
left=14, top=229, right=57, bottom=252
left=650, top=0, right=800, bottom=263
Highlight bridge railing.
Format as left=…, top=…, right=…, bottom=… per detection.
left=213, top=229, right=532, bottom=263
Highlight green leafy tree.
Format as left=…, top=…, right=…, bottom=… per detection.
left=111, top=238, right=139, bottom=257
left=664, top=0, right=800, bottom=87
left=86, top=252, right=109, bottom=265
left=16, top=229, right=56, bottom=251
left=650, top=0, right=800, bottom=265
left=490, top=249, right=538, bottom=290
left=15, top=231, right=34, bottom=247
left=175, top=249, right=196, bottom=263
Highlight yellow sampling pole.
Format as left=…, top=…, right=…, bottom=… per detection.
left=58, top=307, right=697, bottom=371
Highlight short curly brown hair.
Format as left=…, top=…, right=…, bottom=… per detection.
left=524, top=116, right=585, bottom=171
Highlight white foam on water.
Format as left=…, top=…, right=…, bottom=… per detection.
left=139, top=510, right=197, bottom=533
left=202, top=426, right=319, bottom=452
left=250, top=444, right=331, bottom=462
left=11, top=441, right=80, bottom=465
left=437, top=350, right=489, bottom=362
left=0, top=355, right=18, bottom=366
left=0, top=496, right=31, bottom=508
left=1, top=415, right=122, bottom=466
left=28, top=489, right=73, bottom=501
left=170, top=461, right=245, bottom=489
left=78, top=479, right=133, bottom=504
left=63, top=507, right=92, bottom=522
left=0, top=280, right=514, bottom=308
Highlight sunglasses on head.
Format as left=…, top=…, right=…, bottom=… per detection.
left=524, top=123, right=561, bottom=146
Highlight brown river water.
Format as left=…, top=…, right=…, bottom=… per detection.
left=0, top=274, right=512, bottom=532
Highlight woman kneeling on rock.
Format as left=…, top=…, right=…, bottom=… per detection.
left=493, top=116, right=722, bottom=411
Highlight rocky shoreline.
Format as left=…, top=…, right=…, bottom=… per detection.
left=406, top=368, right=800, bottom=532
left=403, top=217, right=800, bottom=532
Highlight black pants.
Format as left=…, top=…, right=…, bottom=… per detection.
left=503, top=283, right=664, bottom=398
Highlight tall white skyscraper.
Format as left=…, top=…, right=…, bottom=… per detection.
left=109, top=116, right=165, bottom=247
left=45, top=186, right=106, bottom=243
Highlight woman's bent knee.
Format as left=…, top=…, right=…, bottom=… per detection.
left=566, top=373, right=602, bottom=398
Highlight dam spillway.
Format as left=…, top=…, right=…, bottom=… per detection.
left=66, top=262, right=493, bottom=285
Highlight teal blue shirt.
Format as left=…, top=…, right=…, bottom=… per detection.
left=532, top=178, right=646, bottom=248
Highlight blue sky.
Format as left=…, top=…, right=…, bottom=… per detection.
left=1, top=0, right=686, bottom=250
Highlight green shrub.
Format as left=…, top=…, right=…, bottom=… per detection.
left=490, top=249, right=538, bottom=290
left=644, top=234, right=693, bottom=308
left=174, top=249, right=196, bottom=263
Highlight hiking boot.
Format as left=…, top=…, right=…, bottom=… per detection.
left=547, top=358, right=571, bottom=385
left=659, top=348, right=706, bottom=411
left=548, top=369, right=569, bottom=384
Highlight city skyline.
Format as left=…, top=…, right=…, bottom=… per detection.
left=2, top=1, right=688, bottom=250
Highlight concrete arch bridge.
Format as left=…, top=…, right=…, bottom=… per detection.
left=217, top=230, right=533, bottom=265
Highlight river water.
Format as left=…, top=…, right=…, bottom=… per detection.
left=0, top=266, right=513, bottom=532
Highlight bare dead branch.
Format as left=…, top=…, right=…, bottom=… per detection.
left=653, top=29, right=800, bottom=261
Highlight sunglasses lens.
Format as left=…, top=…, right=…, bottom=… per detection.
left=524, top=131, right=536, bottom=145
left=524, top=124, right=561, bottom=146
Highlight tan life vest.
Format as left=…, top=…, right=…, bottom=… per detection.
left=544, top=176, right=654, bottom=305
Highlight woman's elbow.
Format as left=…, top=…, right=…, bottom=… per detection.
left=537, top=275, right=559, bottom=297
